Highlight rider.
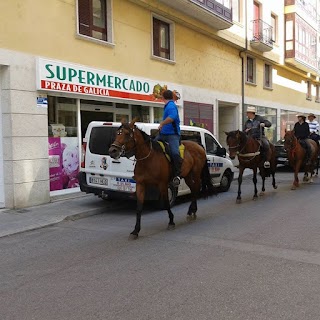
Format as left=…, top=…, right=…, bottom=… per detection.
left=294, top=114, right=312, bottom=165
left=243, top=106, right=272, bottom=168
left=156, top=89, right=182, bottom=186
left=307, top=113, right=320, bottom=141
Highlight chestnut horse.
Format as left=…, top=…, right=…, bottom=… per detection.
left=226, top=130, right=277, bottom=203
left=283, top=130, right=319, bottom=190
left=108, top=120, right=214, bottom=239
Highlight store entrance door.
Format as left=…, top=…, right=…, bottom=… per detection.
left=218, top=102, right=238, bottom=148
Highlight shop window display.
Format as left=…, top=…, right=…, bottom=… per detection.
left=280, top=110, right=296, bottom=138
left=154, top=107, right=163, bottom=123
left=48, top=97, right=79, bottom=192
left=132, top=105, right=150, bottom=122
left=243, top=105, right=277, bottom=143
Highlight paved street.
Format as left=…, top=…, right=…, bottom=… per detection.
left=1, top=169, right=320, bottom=320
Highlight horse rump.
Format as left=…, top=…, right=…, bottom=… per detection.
left=200, top=161, right=216, bottom=197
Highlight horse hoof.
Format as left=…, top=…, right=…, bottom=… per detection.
left=129, top=233, right=139, bottom=240
left=167, top=224, right=175, bottom=230
left=253, top=197, right=258, bottom=201
left=303, top=177, right=308, bottom=182
left=192, top=213, right=197, bottom=220
left=273, top=185, right=278, bottom=189
left=236, top=199, right=241, bottom=204
left=291, top=186, right=296, bottom=190
left=259, top=192, right=265, bottom=196
left=186, top=215, right=193, bottom=222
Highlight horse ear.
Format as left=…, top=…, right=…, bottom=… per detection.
left=130, top=117, right=139, bottom=128
left=121, top=117, right=127, bottom=125
left=224, top=131, right=229, bottom=136
left=284, top=128, right=287, bottom=133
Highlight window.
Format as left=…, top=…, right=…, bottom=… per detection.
left=271, top=13, right=277, bottom=43
left=307, top=81, right=312, bottom=100
left=264, top=64, right=272, bottom=89
left=246, top=56, right=256, bottom=84
left=78, top=0, right=112, bottom=43
left=181, top=131, right=201, bottom=144
left=152, top=17, right=174, bottom=61
left=205, top=133, right=219, bottom=155
left=232, top=0, right=241, bottom=22
left=316, top=85, right=320, bottom=103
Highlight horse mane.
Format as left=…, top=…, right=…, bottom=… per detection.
left=120, top=123, right=163, bottom=153
left=227, top=130, right=248, bottom=144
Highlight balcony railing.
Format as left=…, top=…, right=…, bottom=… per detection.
left=250, top=19, right=274, bottom=52
left=156, top=0, right=233, bottom=30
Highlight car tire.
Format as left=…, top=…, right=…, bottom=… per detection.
left=218, top=170, right=232, bottom=192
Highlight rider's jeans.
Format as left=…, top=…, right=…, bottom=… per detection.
left=155, top=134, right=180, bottom=159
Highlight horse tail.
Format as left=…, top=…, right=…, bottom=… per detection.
left=200, top=159, right=216, bottom=197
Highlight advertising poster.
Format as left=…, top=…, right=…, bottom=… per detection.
left=48, top=137, right=62, bottom=191
left=48, top=137, right=80, bottom=191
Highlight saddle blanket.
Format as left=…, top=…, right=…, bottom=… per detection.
left=157, top=141, right=185, bottom=162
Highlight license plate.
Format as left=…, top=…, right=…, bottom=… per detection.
left=89, top=177, right=108, bottom=185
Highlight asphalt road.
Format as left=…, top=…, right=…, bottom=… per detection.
left=1, top=169, right=320, bottom=320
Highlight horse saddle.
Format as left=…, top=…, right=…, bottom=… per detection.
left=156, top=141, right=185, bottom=162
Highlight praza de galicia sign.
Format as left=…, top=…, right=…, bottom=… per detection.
left=37, top=58, right=182, bottom=104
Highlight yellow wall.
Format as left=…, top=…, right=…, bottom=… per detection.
left=0, top=0, right=241, bottom=94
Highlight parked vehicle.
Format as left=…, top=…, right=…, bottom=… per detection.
left=274, top=139, right=289, bottom=166
left=79, top=122, right=235, bottom=206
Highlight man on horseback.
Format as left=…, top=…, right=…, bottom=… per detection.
left=294, top=114, right=312, bottom=165
left=156, top=89, right=182, bottom=186
left=243, top=106, right=272, bottom=168
left=307, top=113, right=320, bottom=142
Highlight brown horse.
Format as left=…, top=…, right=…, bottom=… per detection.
left=283, top=130, right=319, bottom=190
left=226, top=130, right=277, bottom=203
left=108, top=119, right=214, bottom=239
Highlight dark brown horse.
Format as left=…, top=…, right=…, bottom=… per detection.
left=226, top=130, right=277, bottom=203
left=283, top=130, right=319, bottom=190
left=108, top=119, right=214, bottom=239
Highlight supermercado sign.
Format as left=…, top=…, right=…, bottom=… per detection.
left=37, top=58, right=182, bottom=104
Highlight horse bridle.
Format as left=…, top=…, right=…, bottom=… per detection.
left=111, top=126, right=152, bottom=161
left=228, top=134, right=260, bottom=159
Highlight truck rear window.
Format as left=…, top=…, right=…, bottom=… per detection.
left=89, top=127, right=118, bottom=155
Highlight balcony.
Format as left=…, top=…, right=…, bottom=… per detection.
left=156, top=0, right=233, bottom=30
left=250, top=19, right=274, bottom=52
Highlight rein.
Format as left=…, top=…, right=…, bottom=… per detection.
left=112, top=127, right=153, bottom=162
left=229, top=133, right=260, bottom=161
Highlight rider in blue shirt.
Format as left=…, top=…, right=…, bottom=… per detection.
left=156, top=90, right=181, bottom=186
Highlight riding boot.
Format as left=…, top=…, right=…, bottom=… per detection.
left=260, top=141, right=270, bottom=169
left=172, top=156, right=182, bottom=186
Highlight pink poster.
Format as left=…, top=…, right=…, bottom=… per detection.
left=48, top=137, right=63, bottom=191
left=48, top=137, right=80, bottom=191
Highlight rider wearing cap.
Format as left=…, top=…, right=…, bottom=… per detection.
left=307, top=113, right=320, bottom=141
left=294, top=114, right=312, bottom=165
left=243, top=106, right=272, bottom=168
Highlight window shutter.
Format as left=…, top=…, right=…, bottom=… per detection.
left=153, top=18, right=160, bottom=56
left=78, top=0, right=91, bottom=36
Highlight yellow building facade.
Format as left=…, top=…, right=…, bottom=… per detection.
left=0, top=0, right=319, bottom=208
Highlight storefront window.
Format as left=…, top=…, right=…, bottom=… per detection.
left=154, top=107, right=163, bottom=123
left=280, top=110, right=297, bottom=139
left=132, top=105, right=150, bottom=122
left=48, top=96, right=79, bottom=192
left=243, top=105, right=277, bottom=142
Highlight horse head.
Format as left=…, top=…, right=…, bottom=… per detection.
left=283, top=130, right=296, bottom=151
left=225, top=130, right=246, bottom=160
left=108, top=118, right=139, bottom=159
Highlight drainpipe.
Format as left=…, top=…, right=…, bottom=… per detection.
left=239, top=0, right=248, bottom=127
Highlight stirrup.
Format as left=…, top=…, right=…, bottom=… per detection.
left=263, top=161, right=270, bottom=169
left=172, top=176, right=181, bottom=186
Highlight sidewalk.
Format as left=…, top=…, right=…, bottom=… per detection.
left=0, top=169, right=252, bottom=239
left=0, top=193, right=112, bottom=238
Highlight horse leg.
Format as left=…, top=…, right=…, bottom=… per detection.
left=160, top=184, right=175, bottom=230
left=129, top=183, right=145, bottom=239
left=260, top=168, right=266, bottom=196
left=252, top=168, right=258, bottom=200
left=185, top=175, right=200, bottom=221
left=236, top=167, right=244, bottom=204
left=292, top=162, right=301, bottom=190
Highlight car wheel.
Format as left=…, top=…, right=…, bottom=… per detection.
left=168, top=183, right=177, bottom=208
left=218, top=171, right=232, bottom=192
